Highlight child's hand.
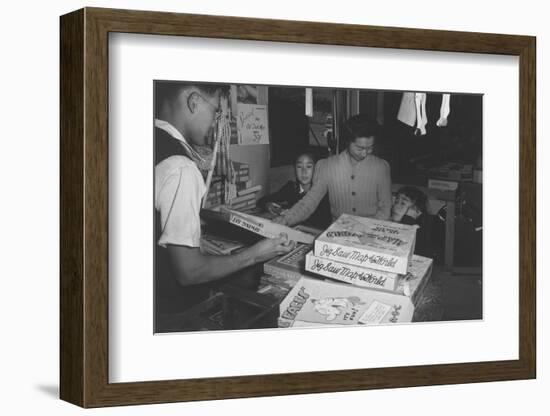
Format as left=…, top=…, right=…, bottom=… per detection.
left=406, top=205, right=422, bottom=220
left=266, top=202, right=283, bottom=215
left=391, top=201, right=412, bottom=222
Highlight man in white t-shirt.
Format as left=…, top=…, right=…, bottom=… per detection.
left=154, top=82, right=294, bottom=318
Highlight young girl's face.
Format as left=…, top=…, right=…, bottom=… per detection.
left=295, top=154, right=315, bottom=187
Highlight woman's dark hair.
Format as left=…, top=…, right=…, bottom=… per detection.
left=342, top=114, right=382, bottom=155
left=397, top=186, right=428, bottom=215
left=343, top=114, right=381, bottom=142
left=154, top=81, right=230, bottom=117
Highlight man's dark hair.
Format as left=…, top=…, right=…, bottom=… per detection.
left=397, top=186, right=428, bottom=215
left=154, top=81, right=230, bottom=117
left=343, top=114, right=380, bottom=143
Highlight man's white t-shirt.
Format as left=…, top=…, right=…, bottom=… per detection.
left=155, top=154, right=206, bottom=248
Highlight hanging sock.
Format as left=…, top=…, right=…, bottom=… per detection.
left=436, top=93, right=451, bottom=127
left=414, top=93, right=428, bottom=135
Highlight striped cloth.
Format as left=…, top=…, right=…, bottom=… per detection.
left=281, top=150, right=392, bottom=226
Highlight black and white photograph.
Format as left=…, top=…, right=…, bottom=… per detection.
left=154, top=81, right=483, bottom=333
left=1, top=0, right=544, bottom=412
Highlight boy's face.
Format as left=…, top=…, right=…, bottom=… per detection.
left=194, top=91, right=221, bottom=145
left=295, top=155, right=314, bottom=187
left=392, top=193, right=414, bottom=218
left=394, top=193, right=413, bottom=209
left=181, top=89, right=221, bottom=146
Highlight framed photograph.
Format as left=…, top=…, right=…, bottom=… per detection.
left=60, top=7, right=536, bottom=408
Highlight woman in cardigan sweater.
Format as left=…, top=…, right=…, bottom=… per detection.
left=274, top=115, right=392, bottom=226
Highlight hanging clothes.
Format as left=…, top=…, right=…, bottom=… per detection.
left=396, top=92, right=416, bottom=127
left=436, top=93, right=451, bottom=127
left=397, top=92, right=451, bottom=135
left=414, top=93, right=428, bottom=135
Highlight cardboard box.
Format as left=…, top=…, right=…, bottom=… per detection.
left=237, top=184, right=262, bottom=196
left=428, top=178, right=459, bottom=191
left=200, top=232, right=245, bottom=255
left=236, top=180, right=253, bottom=191
left=278, top=277, right=414, bottom=328
left=230, top=198, right=257, bottom=211
left=305, top=252, right=433, bottom=305
left=257, top=274, right=297, bottom=302
left=228, top=210, right=315, bottom=244
left=314, top=214, right=418, bottom=274
left=395, top=255, right=434, bottom=307
left=473, top=169, right=482, bottom=184
left=305, top=251, right=399, bottom=292
left=263, top=243, right=313, bottom=283
left=229, top=192, right=256, bottom=205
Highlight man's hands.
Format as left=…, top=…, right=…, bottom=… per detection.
left=167, top=233, right=296, bottom=287
left=250, top=233, right=295, bottom=263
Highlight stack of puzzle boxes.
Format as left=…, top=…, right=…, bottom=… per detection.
left=268, top=214, right=434, bottom=327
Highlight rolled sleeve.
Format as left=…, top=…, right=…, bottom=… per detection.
left=155, top=157, right=206, bottom=248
